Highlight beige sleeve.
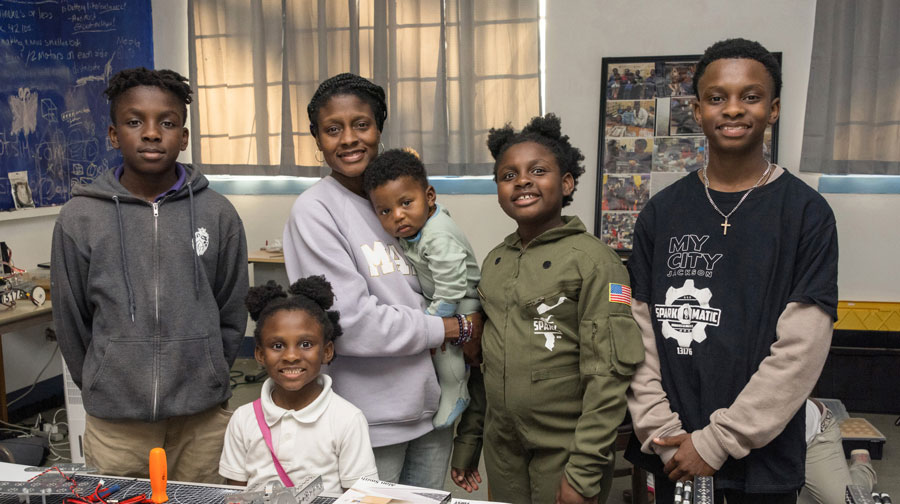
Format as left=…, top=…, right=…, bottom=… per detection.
left=691, top=302, right=833, bottom=469
left=626, top=300, right=687, bottom=464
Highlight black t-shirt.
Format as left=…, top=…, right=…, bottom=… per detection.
left=626, top=169, right=838, bottom=492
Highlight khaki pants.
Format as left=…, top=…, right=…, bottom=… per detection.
left=799, top=409, right=876, bottom=504
left=84, top=405, right=232, bottom=484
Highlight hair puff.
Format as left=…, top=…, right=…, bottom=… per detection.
left=288, top=275, right=335, bottom=311
left=486, top=124, right=516, bottom=160
left=245, top=281, right=288, bottom=322
left=486, top=113, right=585, bottom=207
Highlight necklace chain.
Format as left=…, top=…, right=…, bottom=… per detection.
left=701, top=162, right=773, bottom=235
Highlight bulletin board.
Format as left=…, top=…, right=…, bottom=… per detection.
left=594, top=53, right=781, bottom=252
left=0, top=1, right=154, bottom=211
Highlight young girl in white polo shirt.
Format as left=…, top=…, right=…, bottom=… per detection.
left=219, top=276, right=378, bottom=493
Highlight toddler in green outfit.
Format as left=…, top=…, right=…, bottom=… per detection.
left=364, top=148, right=481, bottom=429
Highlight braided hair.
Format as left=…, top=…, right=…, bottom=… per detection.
left=307, top=73, right=387, bottom=137
left=104, top=67, right=192, bottom=124
left=486, top=113, right=585, bottom=207
left=245, top=276, right=343, bottom=350
left=693, top=38, right=782, bottom=99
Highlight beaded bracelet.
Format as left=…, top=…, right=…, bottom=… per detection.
left=452, top=313, right=472, bottom=346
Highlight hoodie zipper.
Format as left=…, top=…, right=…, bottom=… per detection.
left=151, top=201, right=160, bottom=421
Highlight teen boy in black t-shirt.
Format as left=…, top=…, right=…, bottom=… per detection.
left=626, top=39, right=838, bottom=504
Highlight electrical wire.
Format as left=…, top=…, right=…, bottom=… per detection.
left=0, top=418, right=31, bottom=435
left=8, top=344, right=59, bottom=407
left=48, top=436, right=71, bottom=461
left=52, top=407, right=67, bottom=425
left=230, top=369, right=246, bottom=389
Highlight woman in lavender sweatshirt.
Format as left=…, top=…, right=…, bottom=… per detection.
left=283, top=73, right=481, bottom=491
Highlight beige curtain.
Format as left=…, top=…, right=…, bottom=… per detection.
left=188, top=0, right=539, bottom=176
left=800, top=0, right=900, bottom=174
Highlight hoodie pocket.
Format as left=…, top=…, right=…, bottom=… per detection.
left=158, top=333, right=229, bottom=412
left=85, top=339, right=155, bottom=417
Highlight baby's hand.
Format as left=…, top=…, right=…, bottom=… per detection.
left=450, top=467, right=482, bottom=493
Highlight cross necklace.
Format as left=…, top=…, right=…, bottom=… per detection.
left=701, top=162, right=774, bottom=235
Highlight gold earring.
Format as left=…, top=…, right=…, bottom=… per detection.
left=315, top=150, right=324, bottom=163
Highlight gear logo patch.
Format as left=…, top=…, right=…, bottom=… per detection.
left=654, top=280, right=721, bottom=348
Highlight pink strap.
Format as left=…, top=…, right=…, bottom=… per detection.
left=253, top=399, right=294, bottom=487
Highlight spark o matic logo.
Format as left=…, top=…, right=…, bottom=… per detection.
left=533, top=297, right=566, bottom=351
left=654, top=280, right=721, bottom=352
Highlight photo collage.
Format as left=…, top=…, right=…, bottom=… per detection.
left=598, top=56, right=777, bottom=251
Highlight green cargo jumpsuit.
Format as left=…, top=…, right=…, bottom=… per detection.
left=452, top=216, right=644, bottom=503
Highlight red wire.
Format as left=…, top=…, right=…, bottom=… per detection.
left=28, top=466, right=149, bottom=504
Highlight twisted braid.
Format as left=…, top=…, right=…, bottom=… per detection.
left=104, top=67, right=192, bottom=124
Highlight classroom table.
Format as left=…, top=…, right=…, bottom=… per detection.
left=248, top=249, right=288, bottom=288
left=0, top=301, right=53, bottom=422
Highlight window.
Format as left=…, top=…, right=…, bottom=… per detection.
left=800, top=0, right=900, bottom=175
left=188, top=0, right=540, bottom=177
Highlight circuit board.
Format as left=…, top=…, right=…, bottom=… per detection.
left=0, top=474, right=241, bottom=504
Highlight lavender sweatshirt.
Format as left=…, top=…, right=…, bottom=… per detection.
left=283, top=176, right=446, bottom=447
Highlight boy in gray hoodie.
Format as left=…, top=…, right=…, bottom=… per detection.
left=51, top=68, right=248, bottom=483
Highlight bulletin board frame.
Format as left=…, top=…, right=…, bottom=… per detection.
left=593, top=53, right=781, bottom=253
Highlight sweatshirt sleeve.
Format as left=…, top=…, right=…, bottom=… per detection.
left=50, top=220, right=93, bottom=388
left=283, top=196, right=445, bottom=357
left=421, top=232, right=470, bottom=316
left=690, top=302, right=833, bottom=469
left=565, top=261, right=644, bottom=498
left=215, top=220, right=249, bottom=368
left=626, top=300, right=688, bottom=464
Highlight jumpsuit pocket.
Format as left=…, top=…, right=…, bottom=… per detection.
left=608, top=314, right=644, bottom=376
left=520, top=282, right=580, bottom=319
left=523, top=286, right=581, bottom=369
left=531, top=364, right=580, bottom=382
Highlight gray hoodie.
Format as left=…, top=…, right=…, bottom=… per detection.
left=51, top=164, right=248, bottom=421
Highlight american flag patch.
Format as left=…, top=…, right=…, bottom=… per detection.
left=609, top=283, right=632, bottom=305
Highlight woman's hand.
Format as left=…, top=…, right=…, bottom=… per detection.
left=463, top=312, right=484, bottom=365
left=442, top=312, right=485, bottom=365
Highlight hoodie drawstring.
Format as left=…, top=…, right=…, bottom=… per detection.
left=113, top=196, right=137, bottom=322
left=188, top=183, right=200, bottom=299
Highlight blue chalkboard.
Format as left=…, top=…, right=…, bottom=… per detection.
left=0, top=0, right=153, bottom=211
